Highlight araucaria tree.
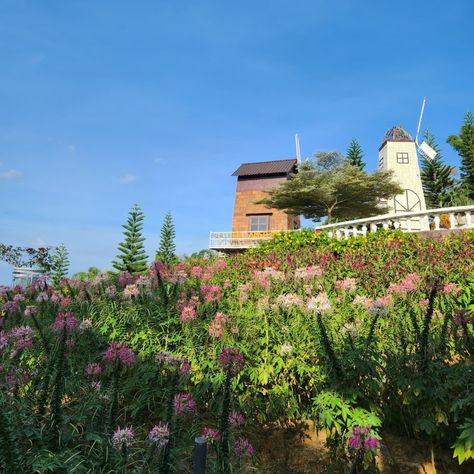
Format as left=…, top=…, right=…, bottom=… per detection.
left=113, top=204, right=148, bottom=273
left=447, top=111, right=474, bottom=199
left=346, top=138, right=365, bottom=170
left=258, top=152, right=402, bottom=223
left=155, top=212, right=177, bottom=265
left=51, top=243, right=70, bottom=288
left=420, top=130, right=455, bottom=208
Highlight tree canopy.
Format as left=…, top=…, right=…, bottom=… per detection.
left=420, top=130, right=455, bottom=208
left=346, top=139, right=365, bottom=170
left=258, top=153, right=402, bottom=223
left=447, top=111, right=474, bottom=199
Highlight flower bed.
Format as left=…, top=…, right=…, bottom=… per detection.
left=0, top=230, right=473, bottom=471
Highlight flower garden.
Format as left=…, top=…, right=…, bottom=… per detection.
left=1, top=229, right=474, bottom=472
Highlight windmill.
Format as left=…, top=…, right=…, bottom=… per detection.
left=415, top=97, right=437, bottom=161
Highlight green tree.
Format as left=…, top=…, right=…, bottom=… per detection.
left=447, top=112, right=474, bottom=199
left=112, top=204, right=148, bottom=273
left=346, top=138, right=365, bottom=170
left=258, top=153, right=402, bottom=223
left=420, top=130, right=455, bottom=208
left=155, top=211, right=177, bottom=265
left=50, top=243, right=69, bottom=288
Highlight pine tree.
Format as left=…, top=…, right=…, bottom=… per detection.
left=346, top=139, right=365, bottom=170
left=420, top=130, right=455, bottom=208
left=155, top=212, right=177, bottom=265
left=113, top=204, right=148, bottom=273
left=50, top=243, right=69, bottom=288
left=447, top=111, right=474, bottom=199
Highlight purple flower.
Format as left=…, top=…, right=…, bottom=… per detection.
left=84, top=362, right=102, bottom=377
left=202, top=427, right=220, bottom=443
left=2, top=301, right=19, bottom=315
left=0, top=331, right=8, bottom=351
left=219, top=348, right=244, bottom=376
left=229, top=410, right=245, bottom=427
left=111, top=426, right=134, bottom=449
left=173, top=392, right=197, bottom=417
left=9, top=326, right=33, bottom=350
left=233, top=437, right=254, bottom=457
left=105, top=285, right=116, bottom=299
left=52, top=312, right=78, bottom=332
left=148, top=422, right=170, bottom=448
left=104, top=341, right=135, bottom=366
left=364, top=436, right=379, bottom=450
left=24, top=305, right=37, bottom=317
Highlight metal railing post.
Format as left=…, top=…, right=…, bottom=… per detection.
left=192, top=436, right=207, bottom=474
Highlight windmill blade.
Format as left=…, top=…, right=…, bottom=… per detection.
left=418, top=140, right=437, bottom=161
left=415, top=97, right=426, bottom=145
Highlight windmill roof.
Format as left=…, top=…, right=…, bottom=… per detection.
left=232, top=159, right=297, bottom=177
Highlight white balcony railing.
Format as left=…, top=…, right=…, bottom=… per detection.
left=209, top=230, right=295, bottom=250
left=317, top=205, right=474, bottom=239
left=209, top=206, right=474, bottom=250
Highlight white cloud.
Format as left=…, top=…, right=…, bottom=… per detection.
left=153, top=157, right=166, bottom=164
left=118, top=174, right=138, bottom=184
left=68, top=144, right=76, bottom=153
left=0, top=169, right=23, bottom=180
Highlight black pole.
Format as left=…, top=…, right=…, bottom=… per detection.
left=192, top=436, right=207, bottom=474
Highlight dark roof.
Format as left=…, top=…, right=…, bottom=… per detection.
left=232, top=159, right=297, bottom=177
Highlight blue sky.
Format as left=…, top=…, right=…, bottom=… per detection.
left=1, top=0, right=473, bottom=284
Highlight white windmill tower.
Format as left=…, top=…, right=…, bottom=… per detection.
left=377, top=98, right=437, bottom=228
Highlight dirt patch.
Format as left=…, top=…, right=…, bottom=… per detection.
left=250, top=422, right=473, bottom=473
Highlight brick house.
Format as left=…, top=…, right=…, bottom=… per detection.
left=231, top=159, right=300, bottom=233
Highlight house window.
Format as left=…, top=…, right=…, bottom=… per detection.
left=396, top=152, right=409, bottom=164
left=249, top=215, right=270, bottom=231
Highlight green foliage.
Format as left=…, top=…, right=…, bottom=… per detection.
left=50, top=243, right=69, bottom=288
left=1, top=230, right=474, bottom=471
left=453, top=419, right=474, bottom=464
left=346, top=139, right=365, bottom=170
left=258, top=155, right=402, bottom=223
left=113, top=204, right=149, bottom=273
left=155, top=211, right=178, bottom=265
left=72, top=266, right=101, bottom=281
left=447, top=111, right=474, bottom=199
left=420, top=130, right=456, bottom=208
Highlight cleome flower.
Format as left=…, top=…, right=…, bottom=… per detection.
left=219, top=347, right=244, bottom=376
left=306, top=292, right=331, bottom=314
left=148, top=422, right=170, bottom=448
left=111, top=426, right=134, bottom=449
left=103, top=341, right=136, bottom=366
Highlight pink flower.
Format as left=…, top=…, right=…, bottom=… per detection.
left=85, top=362, right=102, bottom=377
left=52, top=312, right=78, bottom=332
left=229, top=410, right=245, bottom=426
left=307, top=292, right=331, bottom=313
left=104, top=341, right=135, bottom=366
left=233, top=437, right=254, bottom=457
left=365, top=296, right=390, bottom=316
left=173, top=392, right=197, bottom=417
left=105, top=286, right=116, bottom=299
left=23, top=305, right=37, bottom=317
left=9, top=326, right=33, bottom=350
left=348, top=434, right=363, bottom=449
left=190, top=266, right=203, bottom=278
left=276, top=294, right=302, bottom=309
left=123, top=284, right=140, bottom=299
left=294, top=265, right=323, bottom=279
left=387, top=273, right=420, bottom=294
left=208, top=312, right=229, bottom=338
left=181, top=305, right=197, bottom=322
left=334, top=278, right=357, bottom=293
left=200, top=284, right=222, bottom=303
left=148, top=422, right=170, bottom=448
left=347, top=426, right=379, bottom=453
left=219, top=347, right=244, bottom=376
left=443, top=282, right=460, bottom=295
left=202, top=427, right=220, bottom=443
left=111, top=426, right=134, bottom=449
left=118, top=272, right=135, bottom=287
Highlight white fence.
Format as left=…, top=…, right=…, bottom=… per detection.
left=209, top=206, right=474, bottom=250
